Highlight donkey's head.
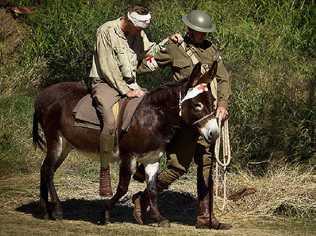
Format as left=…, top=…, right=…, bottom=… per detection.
left=179, top=62, right=219, bottom=143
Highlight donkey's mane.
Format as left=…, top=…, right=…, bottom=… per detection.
left=143, top=78, right=188, bottom=105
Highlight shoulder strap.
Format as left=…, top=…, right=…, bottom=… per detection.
left=180, top=42, right=218, bottom=107
left=180, top=41, right=199, bottom=65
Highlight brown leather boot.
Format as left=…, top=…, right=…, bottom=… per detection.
left=99, top=166, right=113, bottom=197
left=196, top=197, right=210, bottom=228
left=195, top=194, right=232, bottom=229
left=132, top=166, right=185, bottom=224
left=133, top=183, right=164, bottom=223
left=195, top=151, right=232, bottom=230
left=132, top=191, right=149, bottom=224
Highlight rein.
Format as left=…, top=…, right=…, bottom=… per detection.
left=192, top=112, right=216, bottom=126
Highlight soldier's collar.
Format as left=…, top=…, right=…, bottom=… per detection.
left=184, top=34, right=209, bottom=48
left=114, top=18, right=127, bottom=39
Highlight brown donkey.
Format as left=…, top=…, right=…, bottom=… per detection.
left=33, top=62, right=218, bottom=226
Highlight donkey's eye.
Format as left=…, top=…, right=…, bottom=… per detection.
left=195, top=102, right=204, bottom=111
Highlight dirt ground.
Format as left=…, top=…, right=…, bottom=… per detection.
left=0, top=171, right=315, bottom=236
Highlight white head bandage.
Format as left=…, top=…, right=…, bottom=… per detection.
left=127, top=11, right=151, bottom=29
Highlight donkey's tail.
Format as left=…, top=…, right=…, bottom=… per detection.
left=32, top=111, right=46, bottom=151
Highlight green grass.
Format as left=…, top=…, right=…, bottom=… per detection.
left=0, top=95, right=41, bottom=176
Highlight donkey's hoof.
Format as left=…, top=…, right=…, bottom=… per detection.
left=211, top=222, right=232, bottom=230
left=37, top=207, right=49, bottom=219
left=104, top=209, right=111, bottom=224
left=196, top=222, right=232, bottom=230
left=37, top=210, right=49, bottom=220
left=51, top=212, right=63, bottom=220
left=51, top=209, right=63, bottom=220
left=38, top=199, right=49, bottom=219
left=158, top=219, right=170, bottom=228
left=42, top=212, right=50, bottom=220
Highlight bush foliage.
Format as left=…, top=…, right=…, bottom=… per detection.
left=1, top=0, right=315, bottom=171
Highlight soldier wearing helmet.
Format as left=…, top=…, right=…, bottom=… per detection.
left=134, top=10, right=232, bottom=229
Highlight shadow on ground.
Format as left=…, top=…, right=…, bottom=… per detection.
left=16, top=190, right=197, bottom=225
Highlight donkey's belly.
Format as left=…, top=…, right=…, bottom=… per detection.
left=134, top=150, right=164, bottom=165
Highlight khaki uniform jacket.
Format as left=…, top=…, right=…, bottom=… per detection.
left=89, top=18, right=155, bottom=95
left=138, top=36, right=231, bottom=108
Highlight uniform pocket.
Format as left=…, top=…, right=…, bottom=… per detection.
left=172, top=58, right=192, bottom=80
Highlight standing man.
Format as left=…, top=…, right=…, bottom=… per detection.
left=88, top=5, right=156, bottom=197
left=134, top=10, right=232, bottom=229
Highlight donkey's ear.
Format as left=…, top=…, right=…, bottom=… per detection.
left=198, top=61, right=218, bottom=84
left=187, top=62, right=202, bottom=88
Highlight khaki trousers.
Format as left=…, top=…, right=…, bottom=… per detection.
left=91, top=82, right=120, bottom=168
left=157, top=127, right=213, bottom=189
left=91, top=82, right=120, bottom=131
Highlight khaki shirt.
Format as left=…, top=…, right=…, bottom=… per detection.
left=89, top=18, right=155, bottom=95
left=138, top=37, right=231, bottom=108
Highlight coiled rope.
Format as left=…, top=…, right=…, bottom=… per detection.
left=214, top=119, right=232, bottom=211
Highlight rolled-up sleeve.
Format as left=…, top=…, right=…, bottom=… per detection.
left=96, top=30, right=130, bottom=95
left=137, top=39, right=174, bottom=73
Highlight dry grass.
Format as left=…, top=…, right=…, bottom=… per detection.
left=0, top=9, right=28, bottom=64
left=221, top=165, right=316, bottom=218
left=0, top=166, right=315, bottom=236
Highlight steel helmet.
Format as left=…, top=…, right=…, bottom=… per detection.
left=182, top=10, right=216, bottom=33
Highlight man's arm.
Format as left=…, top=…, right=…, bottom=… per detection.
left=216, top=58, right=231, bottom=109
left=137, top=37, right=174, bottom=73
left=215, top=55, right=231, bottom=120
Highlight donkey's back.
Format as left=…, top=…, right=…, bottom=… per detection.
left=32, top=81, right=99, bottom=152
left=34, top=81, right=87, bottom=113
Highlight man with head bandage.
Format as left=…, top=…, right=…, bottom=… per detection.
left=127, top=11, right=151, bottom=29
left=86, top=4, right=159, bottom=197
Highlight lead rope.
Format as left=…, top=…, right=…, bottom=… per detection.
left=214, top=119, right=232, bottom=211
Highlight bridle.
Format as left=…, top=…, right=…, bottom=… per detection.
left=192, top=112, right=216, bottom=126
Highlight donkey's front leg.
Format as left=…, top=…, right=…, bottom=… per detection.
left=104, top=158, right=132, bottom=224
left=144, top=162, right=170, bottom=227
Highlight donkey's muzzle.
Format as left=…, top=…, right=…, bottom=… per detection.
left=199, top=118, right=219, bottom=143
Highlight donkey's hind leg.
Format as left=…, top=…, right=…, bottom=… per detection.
left=40, top=135, right=66, bottom=220
left=104, top=158, right=132, bottom=224
left=54, top=138, right=72, bottom=172
left=39, top=155, right=50, bottom=219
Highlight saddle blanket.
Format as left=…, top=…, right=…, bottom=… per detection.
left=72, top=94, right=143, bottom=131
